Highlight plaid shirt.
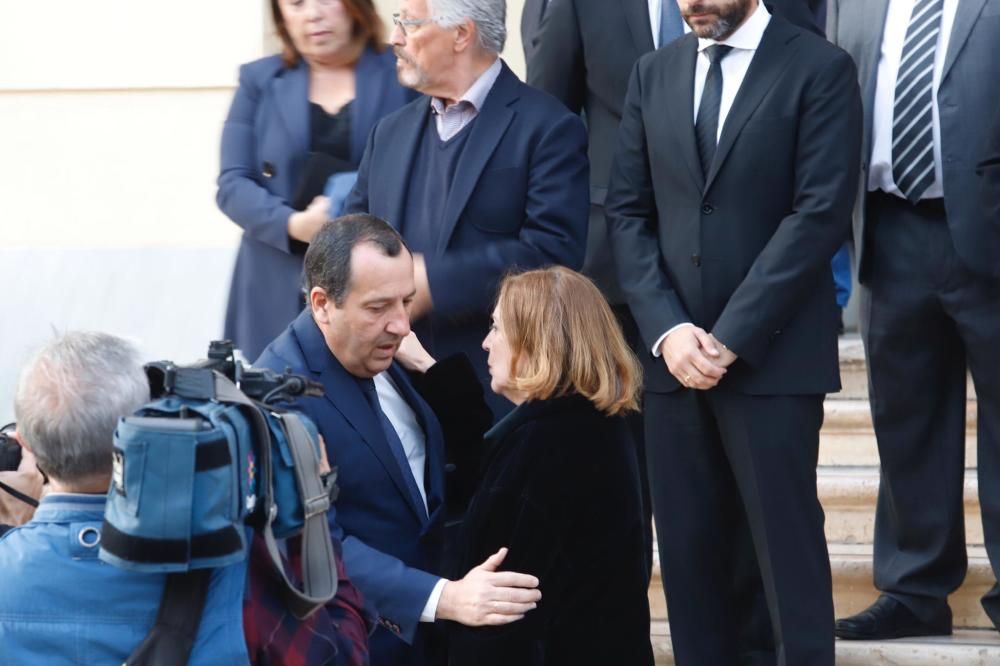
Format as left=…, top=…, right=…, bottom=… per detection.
left=244, top=534, right=373, bottom=666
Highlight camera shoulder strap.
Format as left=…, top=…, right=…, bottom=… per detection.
left=124, top=569, right=212, bottom=666
left=0, top=479, right=38, bottom=509
left=211, top=375, right=338, bottom=619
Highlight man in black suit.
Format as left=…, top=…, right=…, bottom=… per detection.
left=606, top=1, right=862, bottom=663
left=829, top=0, right=1000, bottom=639
left=525, top=0, right=824, bottom=586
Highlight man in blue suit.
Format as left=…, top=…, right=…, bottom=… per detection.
left=343, top=0, right=589, bottom=416
left=256, top=214, right=541, bottom=666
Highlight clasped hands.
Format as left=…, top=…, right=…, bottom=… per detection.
left=660, top=326, right=737, bottom=390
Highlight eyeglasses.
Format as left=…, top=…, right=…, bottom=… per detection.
left=392, top=12, right=437, bottom=37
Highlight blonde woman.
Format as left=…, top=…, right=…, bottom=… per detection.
left=399, top=266, right=653, bottom=665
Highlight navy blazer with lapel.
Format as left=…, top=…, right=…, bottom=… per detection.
left=255, top=310, right=446, bottom=665
left=343, top=62, right=589, bottom=412
left=217, top=46, right=416, bottom=361
left=828, top=0, right=1000, bottom=280
left=607, top=16, right=862, bottom=395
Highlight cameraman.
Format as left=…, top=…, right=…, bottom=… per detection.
left=0, top=332, right=249, bottom=664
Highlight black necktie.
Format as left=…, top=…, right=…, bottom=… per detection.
left=695, top=45, right=733, bottom=179
left=892, top=0, right=944, bottom=203
left=359, top=378, right=427, bottom=518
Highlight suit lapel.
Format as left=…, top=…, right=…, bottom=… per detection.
left=704, top=19, right=799, bottom=192
left=941, top=0, right=987, bottom=86
left=273, top=63, right=310, bottom=159
left=292, top=312, right=428, bottom=524
left=436, top=63, right=518, bottom=253
left=385, top=100, right=432, bottom=233
left=350, top=47, right=381, bottom=163
left=622, top=0, right=656, bottom=53
left=666, top=36, right=706, bottom=191
left=387, top=364, right=446, bottom=523
left=851, top=0, right=891, bottom=163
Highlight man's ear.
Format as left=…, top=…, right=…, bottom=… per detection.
left=12, top=431, right=32, bottom=456
left=453, top=18, right=477, bottom=52
left=310, top=287, right=333, bottom=324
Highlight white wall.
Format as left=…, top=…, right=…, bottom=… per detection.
left=0, top=0, right=528, bottom=422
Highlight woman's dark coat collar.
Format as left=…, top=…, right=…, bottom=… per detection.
left=484, top=393, right=594, bottom=444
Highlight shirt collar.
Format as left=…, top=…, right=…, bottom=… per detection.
left=31, top=492, right=106, bottom=522
left=697, top=1, right=770, bottom=53
left=431, top=57, right=503, bottom=115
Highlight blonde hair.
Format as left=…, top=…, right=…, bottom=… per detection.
left=496, top=267, right=641, bottom=416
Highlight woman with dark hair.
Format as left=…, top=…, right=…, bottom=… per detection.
left=398, top=266, right=654, bottom=665
left=217, top=0, right=415, bottom=361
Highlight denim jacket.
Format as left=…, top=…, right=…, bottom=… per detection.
left=0, top=493, right=249, bottom=665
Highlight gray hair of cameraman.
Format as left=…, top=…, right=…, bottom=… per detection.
left=14, top=332, right=149, bottom=485
left=430, top=0, right=507, bottom=54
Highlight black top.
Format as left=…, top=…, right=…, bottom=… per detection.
left=447, top=394, right=654, bottom=666
left=309, top=100, right=353, bottom=160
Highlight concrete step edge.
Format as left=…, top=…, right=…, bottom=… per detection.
left=651, top=622, right=1000, bottom=665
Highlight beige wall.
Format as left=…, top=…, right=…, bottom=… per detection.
left=0, top=0, right=529, bottom=421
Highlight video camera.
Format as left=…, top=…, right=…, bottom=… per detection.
left=0, top=424, right=20, bottom=473
left=101, top=340, right=339, bottom=619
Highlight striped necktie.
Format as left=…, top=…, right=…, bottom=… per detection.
left=695, top=45, right=733, bottom=179
left=892, top=0, right=944, bottom=203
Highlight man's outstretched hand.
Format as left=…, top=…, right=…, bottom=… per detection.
left=436, top=548, right=541, bottom=626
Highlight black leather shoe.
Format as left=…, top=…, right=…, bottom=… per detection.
left=835, top=595, right=952, bottom=640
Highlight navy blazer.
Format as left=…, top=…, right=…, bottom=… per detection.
left=343, top=62, right=589, bottom=414
left=217, top=46, right=416, bottom=361
left=256, top=310, right=446, bottom=665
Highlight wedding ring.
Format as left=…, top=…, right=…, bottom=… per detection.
left=683, top=375, right=691, bottom=383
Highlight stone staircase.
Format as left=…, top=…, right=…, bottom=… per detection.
left=649, top=336, right=1000, bottom=664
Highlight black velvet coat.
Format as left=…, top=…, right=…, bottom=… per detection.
left=446, top=394, right=653, bottom=666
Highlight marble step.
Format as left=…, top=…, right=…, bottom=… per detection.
left=651, top=621, right=1000, bottom=665
left=820, top=398, right=977, bottom=468
left=819, top=466, right=982, bottom=546
left=649, top=544, right=996, bottom=629
left=837, top=336, right=976, bottom=401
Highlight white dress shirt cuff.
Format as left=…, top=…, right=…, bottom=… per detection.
left=652, top=323, right=695, bottom=357
left=420, top=578, right=449, bottom=622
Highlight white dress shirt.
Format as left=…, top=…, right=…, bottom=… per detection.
left=372, top=371, right=447, bottom=621
left=430, top=58, right=502, bottom=141
left=653, top=2, right=772, bottom=356
left=867, top=0, right=958, bottom=200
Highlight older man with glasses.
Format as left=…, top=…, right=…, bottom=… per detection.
left=343, top=0, right=590, bottom=419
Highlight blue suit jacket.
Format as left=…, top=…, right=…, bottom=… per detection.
left=256, top=310, right=447, bottom=666
left=217, top=47, right=416, bottom=361
left=344, top=61, right=590, bottom=415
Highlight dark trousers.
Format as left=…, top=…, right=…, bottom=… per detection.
left=646, top=388, right=834, bottom=666
left=861, top=191, right=1000, bottom=628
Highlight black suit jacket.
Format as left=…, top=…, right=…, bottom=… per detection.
left=979, top=104, right=1000, bottom=224
left=606, top=17, right=862, bottom=395
left=520, top=0, right=547, bottom=63
left=527, top=0, right=821, bottom=299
